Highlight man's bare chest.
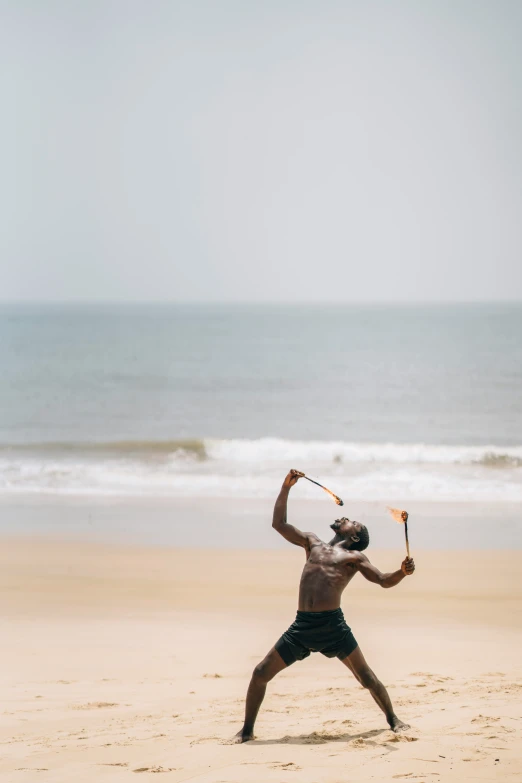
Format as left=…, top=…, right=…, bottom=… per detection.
left=307, top=545, right=350, bottom=570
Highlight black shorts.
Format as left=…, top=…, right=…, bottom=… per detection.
left=275, top=608, right=358, bottom=666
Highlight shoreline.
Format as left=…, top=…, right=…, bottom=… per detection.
left=1, top=493, right=521, bottom=549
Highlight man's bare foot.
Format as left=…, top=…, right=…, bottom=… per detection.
left=231, top=729, right=255, bottom=744
left=389, top=717, right=410, bottom=733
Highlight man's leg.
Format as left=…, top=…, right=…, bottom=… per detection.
left=232, top=647, right=288, bottom=743
left=340, top=646, right=410, bottom=733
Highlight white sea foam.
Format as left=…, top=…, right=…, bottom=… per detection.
left=204, top=438, right=522, bottom=466
left=0, top=438, right=521, bottom=501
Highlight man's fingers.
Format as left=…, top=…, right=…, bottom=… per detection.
left=284, top=469, right=304, bottom=487
left=402, top=557, right=415, bottom=575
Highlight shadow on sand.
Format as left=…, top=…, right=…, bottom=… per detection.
left=250, top=727, right=393, bottom=746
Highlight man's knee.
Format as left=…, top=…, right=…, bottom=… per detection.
left=252, top=660, right=274, bottom=684
left=357, top=667, right=378, bottom=690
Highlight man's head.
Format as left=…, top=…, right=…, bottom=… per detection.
left=330, top=517, right=370, bottom=551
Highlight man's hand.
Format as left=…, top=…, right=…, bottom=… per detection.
left=283, top=469, right=305, bottom=489
left=401, top=557, right=415, bottom=576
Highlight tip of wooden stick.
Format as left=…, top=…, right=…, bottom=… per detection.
left=387, top=506, right=407, bottom=523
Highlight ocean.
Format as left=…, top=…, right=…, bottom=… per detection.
left=1, top=302, right=521, bottom=505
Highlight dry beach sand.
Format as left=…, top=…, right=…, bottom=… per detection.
left=1, top=538, right=521, bottom=782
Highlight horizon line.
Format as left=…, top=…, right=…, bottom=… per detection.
left=1, top=298, right=522, bottom=307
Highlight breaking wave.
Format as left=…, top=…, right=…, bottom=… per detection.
left=0, top=438, right=521, bottom=501
left=0, top=439, right=207, bottom=459
left=204, top=439, right=522, bottom=466
left=2, top=438, right=522, bottom=466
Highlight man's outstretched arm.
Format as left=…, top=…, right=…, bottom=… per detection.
left=272, top=470, right=317, bottom=549
left=353, top=552, right=415, bottom=587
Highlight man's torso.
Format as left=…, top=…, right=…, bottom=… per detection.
left=298, top=540, right=358, bottom=611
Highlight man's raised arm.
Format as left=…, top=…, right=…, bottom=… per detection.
left=272, top=470, right=315, bottom=548
left=353, top=552, right=415, bottom=587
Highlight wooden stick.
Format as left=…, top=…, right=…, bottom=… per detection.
left=404, top=520, right=410, bottom=558
left=302, top=475, right=344, bottom=506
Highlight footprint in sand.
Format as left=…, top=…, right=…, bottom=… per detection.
left=462, top=748, right=489, bottom=762
left=410, top=671, right=452, bottom=679
left=410, top=672, right=454, bottom=686
left=471, top=716, right=514, bottom=733
left=471, top=714, right=500, bottom=724
left=387, top=734, right=418, bottom=744
left=72, top=702, right=119, bottom=710
left=270, top=762, right=301, bottom=770
left=133, top=767, right=176, bottom=774
left=190, top=736, right=220, bottom=746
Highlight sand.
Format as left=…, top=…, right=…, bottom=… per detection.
left=1, top=538, right=521, bottom=782
left=2, top=495, right=522, bottom=549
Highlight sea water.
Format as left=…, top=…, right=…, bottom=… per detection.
left=1, top=302, right=521, bottom=503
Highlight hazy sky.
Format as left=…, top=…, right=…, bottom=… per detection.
left=2, top=0, right=521, bottom=302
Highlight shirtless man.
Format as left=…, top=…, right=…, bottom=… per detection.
left=234, top=469, right=415, bottom=743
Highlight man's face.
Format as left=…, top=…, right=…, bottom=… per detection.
left=330, top=517, right=362, bottom=543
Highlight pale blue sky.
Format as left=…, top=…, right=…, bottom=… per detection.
left=2, top=0, right=521, bottom=302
